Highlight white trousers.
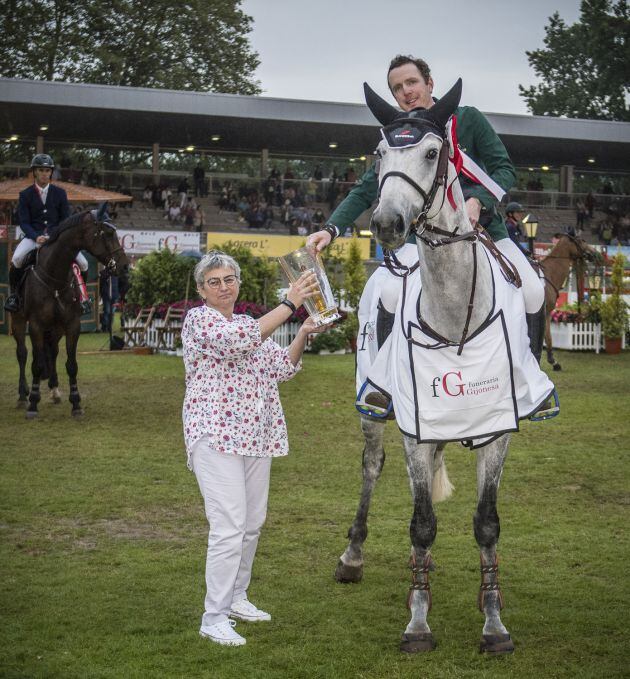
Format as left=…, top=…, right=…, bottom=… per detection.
left=191, top=436, right=272, bottom=627
left=378, top=237, right=544, bottom=315
left=12, top=238, right=88, bottom=271
left=494, top=237, right=544, bottom=313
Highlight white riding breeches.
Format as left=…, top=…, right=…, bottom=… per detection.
left=494, top=237, right=544, bottom=313
left=12, top=238, right=88, bottom=271
left=370, top=238, right=544, bottom=316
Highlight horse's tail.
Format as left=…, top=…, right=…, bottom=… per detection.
left=432, top=444, right=454, bottom=503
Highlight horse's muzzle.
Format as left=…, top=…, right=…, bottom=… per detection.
left=371, top=212, right=408, bottom=249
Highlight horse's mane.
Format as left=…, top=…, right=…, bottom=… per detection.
left=46, top=211, right=89, bottom=245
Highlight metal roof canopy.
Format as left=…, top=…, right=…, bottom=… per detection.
left=1, top=78, right=629, bottom=171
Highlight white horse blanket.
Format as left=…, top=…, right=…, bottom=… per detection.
left=356, top=243, right=554, bottom=448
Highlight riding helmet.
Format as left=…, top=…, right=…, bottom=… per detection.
left=30, top=153, right=55, bottom=169
left=505, top=201, right=524, bottom=215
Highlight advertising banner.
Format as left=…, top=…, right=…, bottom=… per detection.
left=206, top=232, right=371, bottom=260
left=118, top=230, right=201, bottom=255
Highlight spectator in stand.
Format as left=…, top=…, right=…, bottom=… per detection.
left=585, top=191, right=595, bottom=218
left=598, top=218, right=613, bottom=245
left=313, top=164, right=324, bottom=181
left=193, top=163, right=206, bottom=197
left=576, top=199, right=587, bottom=236
left=178, top=178, right=190, bottom=208
left=261, top=201, right=274, bottom=228
left=161, top=186, right=172, bottom=210
left=602, top=181, right=614, bottom=195
left=193, top=205, right=205, bottom=232
left=167, top=198, right=181, bottom=223
left=142, top=185, right=153, bottom=207
left=88, top=168, right=98, bottom=187
left=311, top=207, right=326, bottom=231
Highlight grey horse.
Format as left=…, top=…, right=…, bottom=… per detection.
left=334, top=79, right=515, bottom=655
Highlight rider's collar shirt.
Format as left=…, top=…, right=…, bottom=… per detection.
left=34, top=182, right=50, bottom=205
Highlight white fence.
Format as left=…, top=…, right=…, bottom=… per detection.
left=143, top=319, right=303, bottom=352
left=550, top=322, right=626, bottom=353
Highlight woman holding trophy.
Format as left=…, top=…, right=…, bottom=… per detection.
left=182, top=250, right=330, bottom=647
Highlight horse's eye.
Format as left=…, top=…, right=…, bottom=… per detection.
left=426, top=148, right=438, bottom=160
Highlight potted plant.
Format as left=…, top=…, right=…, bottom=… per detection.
left=309, top=327, right=348, bottom=354
left=600, top=253, right=628, bottom=354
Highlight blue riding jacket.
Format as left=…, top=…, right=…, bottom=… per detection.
left=18, top=183, right=70, bottom=241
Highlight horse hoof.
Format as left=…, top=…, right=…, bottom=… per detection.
left=479, top=633, right=514, bottom=655
left=16, top=400, right=27, bottom=409
left=25, top=410, right=39, bottom=420
left=553, top=364, right=562, bottom=371
left=72, top=409, right=84, bottom=418
left=334, top=559, right=363, bottom=583
left=400, top=632, right=436, bottom=653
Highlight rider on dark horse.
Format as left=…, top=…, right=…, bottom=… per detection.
left=4, top=153, right=92, bottom=315
left=307, top=55, right=547, bottom=408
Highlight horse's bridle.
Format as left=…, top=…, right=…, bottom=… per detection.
left=377, top=135, right=521, bottom=355
left=91, top=216, right=126, bottom=272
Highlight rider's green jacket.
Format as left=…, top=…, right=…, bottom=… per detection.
left=328, top=105, right=515, bottom=242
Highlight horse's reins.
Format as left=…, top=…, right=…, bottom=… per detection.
left=30, top=215, right=124, bottom=309
left=378, top=138, right=521, bottom=355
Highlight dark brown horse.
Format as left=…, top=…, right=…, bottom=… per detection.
left=10, top=204, right=129, bottom=418
left=538, top=234, right=601, bottom=370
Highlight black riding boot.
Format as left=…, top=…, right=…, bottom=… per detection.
left=527, top=302, right=557, bottom=417
left=3, top=265, right=24, bottom=312
left=525, top=302, right=546, bottom=364
left=78, top=269, right=93, bottom=315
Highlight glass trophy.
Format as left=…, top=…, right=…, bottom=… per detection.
left=278, top=246, right=341, bottom=326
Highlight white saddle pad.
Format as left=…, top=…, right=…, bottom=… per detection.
left=357, top=243, right=555, bottom=448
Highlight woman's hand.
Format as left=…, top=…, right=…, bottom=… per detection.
left=286, top=270, right=320, bottom=309
left=299, top=318, right=332, bottom=336
left=306, top=230, right=332, bottom=252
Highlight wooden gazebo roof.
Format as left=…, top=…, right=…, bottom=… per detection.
left=0, top=177, right=132, bottom=203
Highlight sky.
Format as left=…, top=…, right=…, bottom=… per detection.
left=241, top=0, right=583, bottom=115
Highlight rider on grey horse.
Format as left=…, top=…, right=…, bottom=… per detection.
left=307, top=55, right=547, bottom=408
left=4, top=154, right=91, bottom=315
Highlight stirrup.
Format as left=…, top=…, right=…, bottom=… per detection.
left=356, top=382, right=394, bottom=420
left=529, top=388, right=560, bottom=421
left=80, top=299, right=93, bottom=315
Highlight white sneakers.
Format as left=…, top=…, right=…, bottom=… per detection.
left=199, top=619, right=246, bottom=646
left=229, top=599, right=272, bottom=622
left=199, top=601, right=271, bottom=646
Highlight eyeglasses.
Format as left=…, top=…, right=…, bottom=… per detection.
left=204, top=275, right=240, bottom=289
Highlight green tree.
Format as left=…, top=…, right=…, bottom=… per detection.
left=343, top=236, right=367, bottom=311
left=0, top=0, right=260, bottom=94
left=208, top=241, right=279, bottom=307
left=519, top=0, right=629, bottom=121
left=126, top=248, right=196, bottom=307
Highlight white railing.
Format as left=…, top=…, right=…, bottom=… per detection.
left=143, top=319, right=304, bottom=352
left=550, top=322, right=626, bottom=353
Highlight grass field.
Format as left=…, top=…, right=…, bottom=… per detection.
left=1, top=333, right=629, bottom=679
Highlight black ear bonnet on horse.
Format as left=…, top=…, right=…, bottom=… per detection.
left=364, top=79, right=462, bottom=149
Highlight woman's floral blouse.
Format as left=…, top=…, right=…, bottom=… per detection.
left=182, top=305, right=301, bottom=467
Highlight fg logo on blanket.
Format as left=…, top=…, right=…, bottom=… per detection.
left=430, top=371, right=500, bottom=398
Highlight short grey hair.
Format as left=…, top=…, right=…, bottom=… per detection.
left=194, top=250, right=241, bottom=286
